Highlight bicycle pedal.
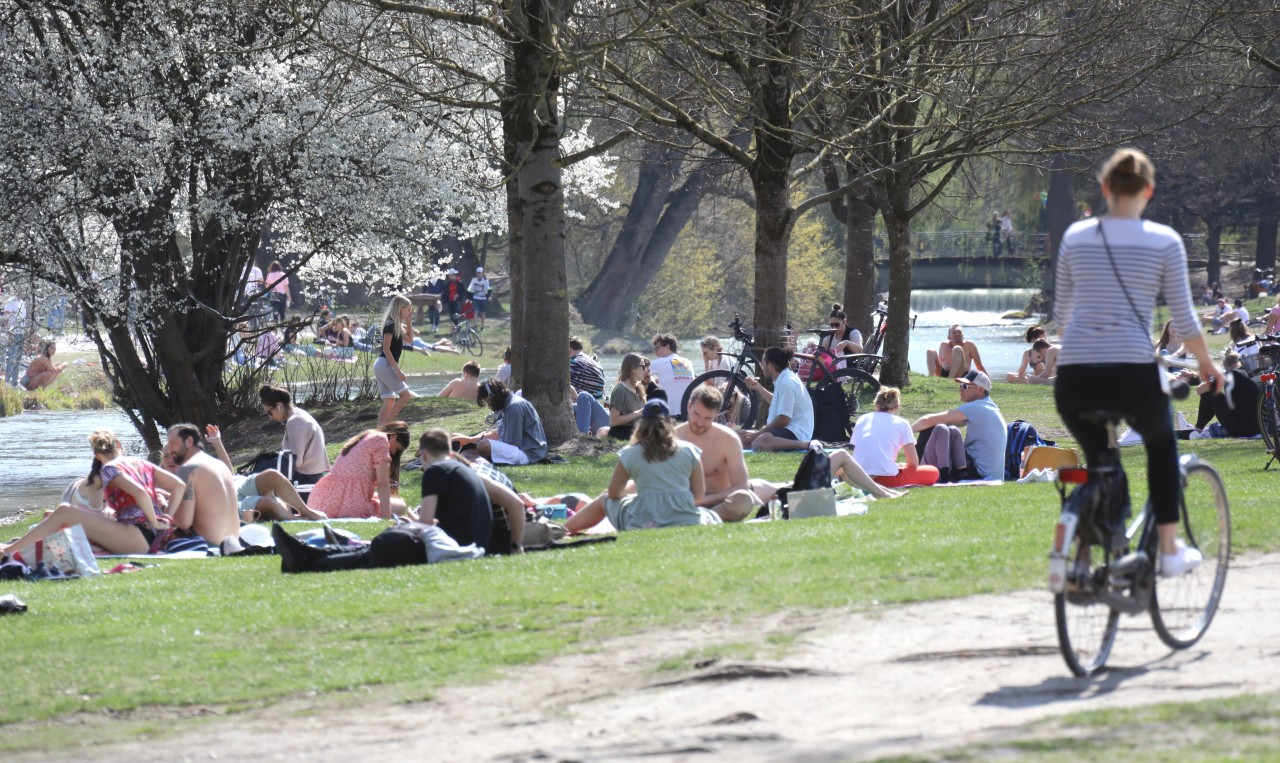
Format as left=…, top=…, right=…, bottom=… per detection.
left=1107, top=550, right=1149, bottom=584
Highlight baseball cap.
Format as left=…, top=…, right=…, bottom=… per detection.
left=476, top=266, right=484, bottom=273
left=955, top=370, right=991, bottom=392
left=641, top=398, right=671, bottom=419
left=447, top=267, right=458, bottom=274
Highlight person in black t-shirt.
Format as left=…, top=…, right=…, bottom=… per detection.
left=271, top=429, right=527, bottom=573
left=374, top=294, right=415, bottom=426
left=417, top=429, right=498, bottom=551
left=1182, top=352, right=1260, bottom=440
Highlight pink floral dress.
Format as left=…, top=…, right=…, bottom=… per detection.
left=306, top=433, right=391, bottom=519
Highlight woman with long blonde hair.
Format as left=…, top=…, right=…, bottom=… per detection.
left=374, top=293, right=416, bottom=425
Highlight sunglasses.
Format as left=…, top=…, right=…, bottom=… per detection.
left=829, top=322, right=842, bottom=328
left=959, top=383, right=971, bottom=390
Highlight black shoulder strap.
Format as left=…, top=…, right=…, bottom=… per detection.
left=1097, top=220, right=1156, bottom=354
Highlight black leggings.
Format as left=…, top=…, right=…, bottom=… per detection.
left=1055, top=364, right=1179, bottom=525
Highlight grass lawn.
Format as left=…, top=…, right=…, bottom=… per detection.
left=2, top=376, right=1278, bottom=753
left=882, top=693, right=1280, bottom=762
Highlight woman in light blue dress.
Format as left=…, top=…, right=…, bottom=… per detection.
left=565, top=398, right=718, bottom=533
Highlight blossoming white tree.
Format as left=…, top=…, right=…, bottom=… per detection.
left=0, top=0, right=499, bottom=448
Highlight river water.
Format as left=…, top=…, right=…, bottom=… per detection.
left=0, top=289, right=1036, bottom=521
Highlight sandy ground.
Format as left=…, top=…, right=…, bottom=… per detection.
left=21, top=553, right=1280, bottom=762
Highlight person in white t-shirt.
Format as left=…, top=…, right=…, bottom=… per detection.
left=1232, top=298, right=1249, bottom=326
left=650, top=333, right=696, bottom=414
left=467, top=267, right=491, bottom=330
left=847, top=386, right=938, bottom=486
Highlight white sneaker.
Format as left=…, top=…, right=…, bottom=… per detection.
left=1189, top=429, right=1206, bottom=440
left=1160, top=542, right=1204, bottom=577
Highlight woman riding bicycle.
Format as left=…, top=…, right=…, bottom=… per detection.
left=1054, top=148, right=1224, bottom=578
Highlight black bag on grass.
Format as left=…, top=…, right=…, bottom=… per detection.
left=238, top=450, right=295, bottom=480
left=762, top=443, right=833, bottom=520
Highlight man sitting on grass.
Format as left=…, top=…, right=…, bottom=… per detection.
left=1181, top=351, right=1261, bottom=440
left=910, top=370, right=1007, bottom=482
left=163, top=423, right=242, bottom=546
left=438, top=360, right=482, bottom=400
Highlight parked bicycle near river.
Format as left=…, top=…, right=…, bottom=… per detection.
left=680, top=314, right=880, bottom=441
left=449, top=314, right=483, bottom=357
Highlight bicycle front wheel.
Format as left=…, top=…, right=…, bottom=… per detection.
left=465, top=328, right=484, bottom=356
left=1054, top=536, right=1120, bottom=677
left=1256, top=387, right=1280, bottom=453
left=1150, top=461, right=1230, bottom=650
left=680, top=370, right=759, bottom=428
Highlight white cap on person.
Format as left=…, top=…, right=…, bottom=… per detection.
left=955, top=369, right=991, bottom=392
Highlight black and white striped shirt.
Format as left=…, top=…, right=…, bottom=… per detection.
left=1053, top=218, right=1200, bottom=367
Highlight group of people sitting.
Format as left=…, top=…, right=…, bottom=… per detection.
left=1, top=384, right=333, bottom=560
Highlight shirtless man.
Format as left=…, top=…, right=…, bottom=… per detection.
left=163, top=423, right=241, bottom=545
left=926, top=324, right=987, bottom=379
left=438, top=360, right=482, bottom=400
left=677, top=386, right=779, bottom=521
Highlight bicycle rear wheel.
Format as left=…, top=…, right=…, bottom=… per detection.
left=1054, top=536, right=1120, bottom=676
left=1150, top=461, right=1230, bottom=649
left=680, top=370, right=759, bottom=428
left=1256, top=387, right=1280, bottom=453
left=465, top=328, right=484, bottom=356
left=820, top=367, right=881, bottom=424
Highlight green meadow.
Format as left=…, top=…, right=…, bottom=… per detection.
left=1, top=376, right=1277, bottom=756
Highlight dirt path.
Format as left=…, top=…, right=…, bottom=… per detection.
left=32, top=553, right=1280, bottom=762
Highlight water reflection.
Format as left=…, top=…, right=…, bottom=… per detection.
left=0, top=409, right=145, bottom=519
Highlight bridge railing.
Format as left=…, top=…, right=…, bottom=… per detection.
left=873, top=231, right=1050, bottom=260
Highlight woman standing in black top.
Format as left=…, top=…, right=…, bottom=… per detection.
left=375, top=293, right=415, bottom=426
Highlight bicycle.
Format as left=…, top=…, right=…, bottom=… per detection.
left=679, top=314, right=765, bottom=427
left=1257, top=358, right=1280, bottom=467
left=795, top=328, right=882, bottom=432
left=1047, top=380, right=1231, bottom=677
left=449, top=314, right=484, bottom=357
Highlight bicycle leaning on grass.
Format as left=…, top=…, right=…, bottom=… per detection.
left=1047, top=364, right=1231, bottom=676
left=679, top=314, right=765, bottom=427
left=449, top=314, right=484, bottom=357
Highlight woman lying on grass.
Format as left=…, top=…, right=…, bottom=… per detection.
left=1, top=430, right=185, bottom=557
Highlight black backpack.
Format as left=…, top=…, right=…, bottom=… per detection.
left=762, top=444, right=832, bottom=519
left=809, top=383, right=851, bottom=443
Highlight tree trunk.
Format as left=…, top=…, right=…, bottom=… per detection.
left=576, top=145, right=683, bottom=329
left=1256, top=200, right=1278, bottom=272
left=748, top=0, right=798, bottom=349
left=842, top=185, right=879, bottom=339
left=1044, top=154, right=1077, bottom=299
left=1206, top=220, right=1223, bottom=289
left=878, top=205, right=914, bottom=388
left=752, top=166, right=793, bottom=348
left=509, top=0, right=574, bottom=445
